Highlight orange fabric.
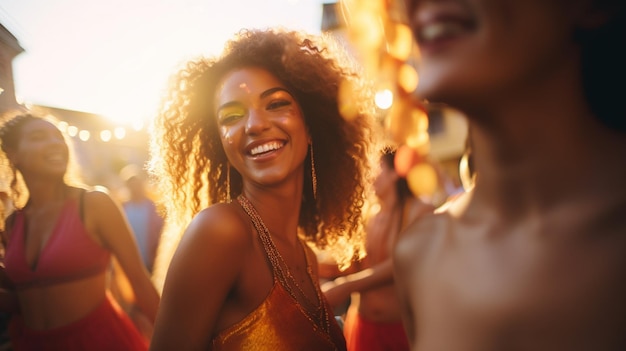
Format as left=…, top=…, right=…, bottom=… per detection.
left=343, top=308, right=409, bottom=351
left=212, top=282, right=346, bottom=351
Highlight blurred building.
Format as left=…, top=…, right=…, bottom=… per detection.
left=0, top=23, right=24, bottom=113
left=0, top=22, right=150, bottom=190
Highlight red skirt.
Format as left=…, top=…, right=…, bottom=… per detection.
left=343, top=308, right=409, bottom=351
left=9, top=294, right=148, bottom=351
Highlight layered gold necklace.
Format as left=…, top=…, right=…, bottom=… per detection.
left=237, top=195, right=331, bottom=335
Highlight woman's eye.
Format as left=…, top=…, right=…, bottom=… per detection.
left=220, top=114, right=243, bottom=124
left=218, top=108, right=246, bottom=125
left=267, top=100, right=291, bottom=110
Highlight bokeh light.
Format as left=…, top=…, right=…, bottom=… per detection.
left=394, top=144, right=421, bottom=177
left=338, top=79, right=360, bottom=120
left=78, top=130, right=90, bottom=141
left=114, top=127, right=126, bottom=140
left=407, top=163, right=438, bottom=196
left=67, top=125, right=78, bottom=137
left=57, top=121, right=69, bottom=133
left=375, top=89, right=394, bottom=110
left=340, top=0, right=440, bottom=198
left=100, top=130, right=112, bottom=142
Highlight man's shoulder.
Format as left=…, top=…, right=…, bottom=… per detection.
left=395, top=211, right=452, bottom=265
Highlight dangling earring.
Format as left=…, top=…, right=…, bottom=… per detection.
left=226, top=163, right=231, bottom=203
left=310, top=143, right=317, bottom=200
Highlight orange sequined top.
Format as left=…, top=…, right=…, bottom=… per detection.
left=211, top=195, right=347, bottom=351
left=212, top=280, right=346, bottom=351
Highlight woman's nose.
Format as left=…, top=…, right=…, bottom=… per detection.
left=46, top=133, right=68, bottom=148
left=244, top=108, right=271, bottom=135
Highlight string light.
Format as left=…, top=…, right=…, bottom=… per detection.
left=78, top=130, right=90, bottom=141
left=67, top=125, right=78, bottom=137
left=100, top=130, right=112, bottom=142
left=114, top=127, right=126, bottom=140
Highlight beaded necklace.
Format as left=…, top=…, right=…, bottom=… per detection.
left=237, top=195, right=331, bottom=335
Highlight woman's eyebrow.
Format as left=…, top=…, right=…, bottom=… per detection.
left=260, top=87, right=291, bottom=99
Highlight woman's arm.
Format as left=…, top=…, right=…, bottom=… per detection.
left=322, top=258, right=393, bottom=309
left=87, top=191, right=160, bottom=322
left=150, top=205, right=250, bottom=350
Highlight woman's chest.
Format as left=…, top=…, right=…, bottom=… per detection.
left=415, top=229, right=626, bottom=349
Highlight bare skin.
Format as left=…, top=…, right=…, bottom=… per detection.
left=395, top=153, right=626, bottom=350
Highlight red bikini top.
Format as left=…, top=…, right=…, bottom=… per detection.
left=3, top=193, right=110, bottom=289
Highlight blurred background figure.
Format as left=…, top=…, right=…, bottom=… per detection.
left=394, top=0, right=626, bottom=350
left=119, top=164, right=164, bottom=275
left=323, top=147, right=434, bottom=351
left=0, top=112, right=159, bottom=350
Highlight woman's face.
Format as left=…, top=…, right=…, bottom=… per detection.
left=214, top=67, right=310, bottom=188
left=373, top=160, right=398, bottom=200
left=404, top=0, right=585, bottom=107
left=10, top=119, right=69, bottom=178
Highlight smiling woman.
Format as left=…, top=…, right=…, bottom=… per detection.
left=148, top=28, right=378, bottom=350
left=0, top=112, right=160, bottom=350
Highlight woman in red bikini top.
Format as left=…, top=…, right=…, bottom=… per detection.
left=0, top=112, right=160, bottom=351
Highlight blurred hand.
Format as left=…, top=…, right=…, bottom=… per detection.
left=322, top=276, right=352, bottom=310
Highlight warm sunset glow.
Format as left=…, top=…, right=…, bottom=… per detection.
left=1, top=0, right=324, bottom=126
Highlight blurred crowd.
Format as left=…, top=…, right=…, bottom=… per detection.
left=1, top=0, right=625, bottom=350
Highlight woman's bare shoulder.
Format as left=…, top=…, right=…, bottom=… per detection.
left=73, top=186, right=116, bottom=210
left=180, top=203, right=254, bottom=256
left=162, top=203, right=256, bottom=295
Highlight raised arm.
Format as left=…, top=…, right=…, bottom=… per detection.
left=322, top=258, right=394, bottom=310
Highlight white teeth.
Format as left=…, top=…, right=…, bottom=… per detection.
left=250, top=141, right=283, bottom=156
left=420, top=22, right=465, bottom=42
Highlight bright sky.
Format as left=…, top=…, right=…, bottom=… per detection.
left=0, top=0, right=327, bottom=125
